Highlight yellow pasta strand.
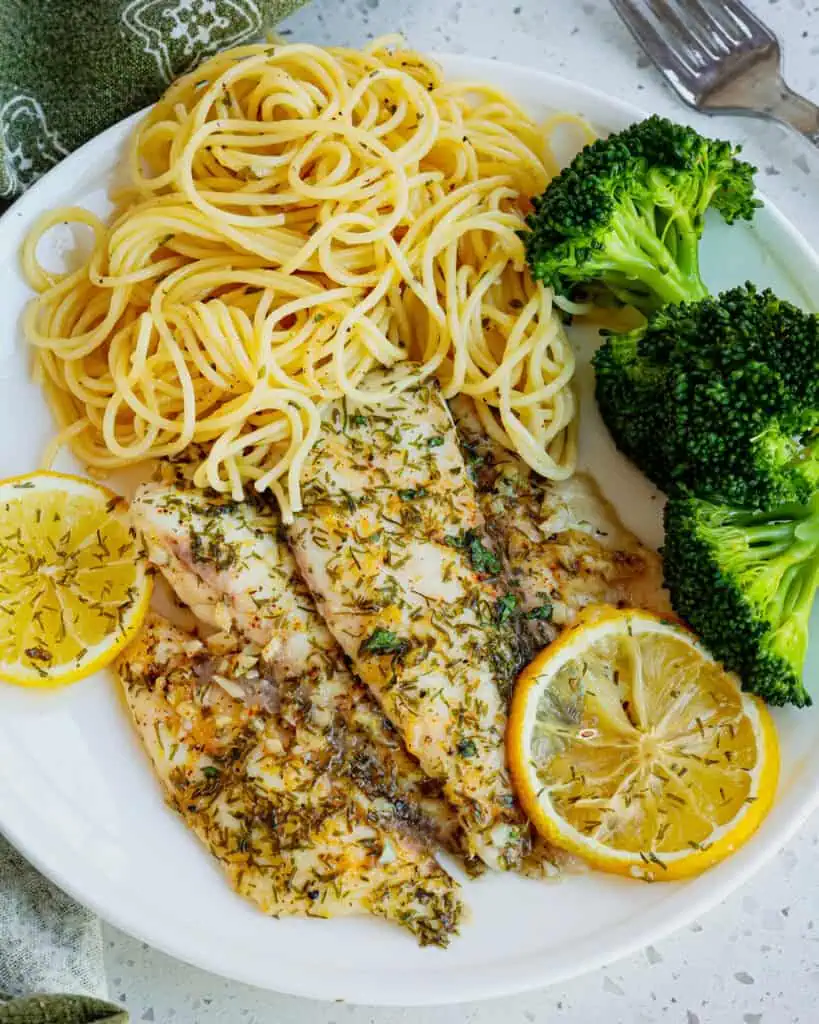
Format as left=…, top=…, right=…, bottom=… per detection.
left=22, top=38, right=584, bottom=519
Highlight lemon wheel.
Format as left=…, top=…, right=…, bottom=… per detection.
left=0, top=472, right=152, bottom=687
left=508, top=607, right=779, bottom=880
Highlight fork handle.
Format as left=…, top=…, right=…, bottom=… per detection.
left=763, top=81, right=819, bottom=147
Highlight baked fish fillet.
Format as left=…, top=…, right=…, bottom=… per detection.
left=119, top=615, right=462, bottom=944
left=450, top=395, right=671, bottom=647
left=130, top=477, right=465, bottom=858
left=287, top=368, right=531, bottom=872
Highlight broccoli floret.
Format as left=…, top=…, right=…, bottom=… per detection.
left=593, top=284, right=819, bottom=509
left=663, top=494, right=819, bottom=707
left=525, top=115, right=759, bottom=314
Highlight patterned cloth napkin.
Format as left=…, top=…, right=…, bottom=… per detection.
left=0, top=2, right=307, bottom=1017
left=0, top=0, right=306, bottom=204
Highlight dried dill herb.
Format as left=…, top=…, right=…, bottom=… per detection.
left=24, top=645, right=52, bottom=662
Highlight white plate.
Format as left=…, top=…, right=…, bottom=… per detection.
left=1, top=54, right=817, bottom=1007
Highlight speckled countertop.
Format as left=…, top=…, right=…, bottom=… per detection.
left=103, top=2, right=819, bottom=1021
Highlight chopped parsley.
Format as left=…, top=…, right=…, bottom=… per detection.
left=427, top=436, right=445, bottom=448
left=457, top=738, right=477, bottom=758
left=464, top=528, right=501, bottom=577
left=526, top=598, right=553, bottom=622
left=398, top=487, right=427, bottom=501
left=495, top=593, right=518, bottom=624
left=445, top=529, right=501, bottom=576
left=468, top=537, right=500, bottom=575
left=360, top=628, right=410, bottom=657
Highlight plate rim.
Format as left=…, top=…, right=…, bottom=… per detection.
left=2, top=51, right=818, bottom=1007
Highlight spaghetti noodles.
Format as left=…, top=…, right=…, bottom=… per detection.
left=22, top=38, right=588, bottom=519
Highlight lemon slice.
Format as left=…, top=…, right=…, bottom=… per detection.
left=0, top=472, right=152, bottom=687
left=508, top=607, right=779, bottom=880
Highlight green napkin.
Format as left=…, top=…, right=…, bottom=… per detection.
left=0, top=6, right=311, bottom=1018
left=0, top=0, right=307, bottom=205
left=0, top=996, right=127, bottom=1024
left=0, top=833, right=120, bottom=1023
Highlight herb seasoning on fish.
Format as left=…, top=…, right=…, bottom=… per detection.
left=288, top=367, right=530, bottom=872
left=119, top=615, right=463, bottom=944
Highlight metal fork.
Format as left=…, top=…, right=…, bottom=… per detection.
left=612, top=0, right=819, bottom=145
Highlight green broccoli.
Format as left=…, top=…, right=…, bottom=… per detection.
left=593, top=284, right=819, bottom=509
left=663, top=494, right=819, bottom=707
left=525, top=115, right=759, bottom=314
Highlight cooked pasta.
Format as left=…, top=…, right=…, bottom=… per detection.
left=22, top=37, right=589, bottom=519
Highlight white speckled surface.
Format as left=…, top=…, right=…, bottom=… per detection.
left=103, top=1, right=819, bottom=1020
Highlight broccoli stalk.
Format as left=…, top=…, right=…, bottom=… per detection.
left=663, top=494, right=819, bottom=707
left=525, top=115, right=759, bottom=314
left=573, top=194, right=709, bottom=311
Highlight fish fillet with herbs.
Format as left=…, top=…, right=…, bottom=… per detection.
left=130, top=472, right=465, bottom=860
left=451, top=395, right=671, bottom=647
left=119, top=614, right=461, bottom=943
left=287, top=368, right=531, bottom=873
